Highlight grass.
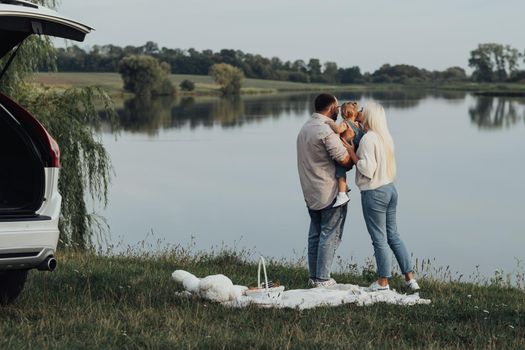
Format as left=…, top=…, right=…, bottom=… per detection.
left=1, top=248, right=523, bottom=349
left=33, top=72, right=525, bottom=98
left=33, top=72, right=361, bottom=97
left=33, top=72, right=124, bottom=91
left=438, top=82, right=525, bottom=94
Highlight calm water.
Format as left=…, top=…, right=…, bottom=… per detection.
left=98, top=90, right=525, bottom=279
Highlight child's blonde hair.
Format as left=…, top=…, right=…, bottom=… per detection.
left=341, top=101, right=358, bottom=120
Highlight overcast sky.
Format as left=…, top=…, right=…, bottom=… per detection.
left=56, top=0, right=525, bottom=73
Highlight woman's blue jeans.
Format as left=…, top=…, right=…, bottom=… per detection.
left=361, top=183, right=413, bottom=278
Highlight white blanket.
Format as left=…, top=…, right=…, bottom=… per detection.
left=172, top=270, right=431, bottom=310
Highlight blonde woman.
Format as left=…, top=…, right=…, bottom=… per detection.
left=344, top=102, right=420, bottom=292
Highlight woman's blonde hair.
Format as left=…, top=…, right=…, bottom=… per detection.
left=362, top=102, right=396, bottom=179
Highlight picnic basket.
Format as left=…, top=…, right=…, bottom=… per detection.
left=244, top=256, right=285, bottom=301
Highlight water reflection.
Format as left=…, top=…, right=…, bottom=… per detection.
left=113, top=93, right=314, bottom=133
left=338, top=90, right=466, bottom=110
left=118, top=95, right=174, bottom=135
left=469, top=97, right=525, bottom=129
left=172, top=96, right=245, bottom=128
left=110, top=89, right=525, bottom=134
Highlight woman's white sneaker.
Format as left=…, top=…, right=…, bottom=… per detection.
left=333, top=192, right=350, bottom=207
left=314, top=278, right=337, bottom=288
left=367, top=281, right=390, bottom=292
left=406, top=279, right=420, bottom=291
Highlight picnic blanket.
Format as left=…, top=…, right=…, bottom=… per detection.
left=172, top=270, right=431, bottom=310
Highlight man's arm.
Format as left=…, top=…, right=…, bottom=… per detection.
left=337, top=152, right=354, bottom=168
left=324, top=133, right=354, bottom=169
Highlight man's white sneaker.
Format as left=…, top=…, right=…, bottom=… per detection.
left=333, top=192, right=350, bottom=207
left=314, top=278, right=337, bottom=288
left=406, top=279, right=420, bottom=291
left=367, top=281, right=390, bottom=292
left=307, top=278, right=316, bottom=288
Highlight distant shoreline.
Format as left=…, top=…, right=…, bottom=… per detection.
left=33, top=72, right=525, bottom=98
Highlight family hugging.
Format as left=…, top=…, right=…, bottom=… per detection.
left=296, top=93, right=420, bottom=292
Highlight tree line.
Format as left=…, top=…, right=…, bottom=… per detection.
left=52, top=41, right=525, bottom=84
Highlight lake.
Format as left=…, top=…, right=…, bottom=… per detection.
left=98, top=90, right=525, bottom=281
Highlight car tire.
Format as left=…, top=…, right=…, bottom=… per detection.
left=0, top=270, right=28, bottom=305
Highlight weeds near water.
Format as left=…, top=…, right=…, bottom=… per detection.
left=94, top=234, right=525, bottom=292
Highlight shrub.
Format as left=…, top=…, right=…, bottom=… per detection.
left=179, top=79, right=195, bottom=91
left=118, top=55, right=175, bottom=97
left=209, top=63, right=244, bottom=95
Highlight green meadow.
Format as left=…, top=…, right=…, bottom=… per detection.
left=33, top=72, right=358, bottom=96
left=1, top=249, right=523, bottom=349
left=33, top=72, right=525, bottom=98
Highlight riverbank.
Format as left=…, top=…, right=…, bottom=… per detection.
left=1, top=249, right=523, bottom=349
left=33, top=72, right=525, bottom=98
left=33, top=72, right=361, bottom=97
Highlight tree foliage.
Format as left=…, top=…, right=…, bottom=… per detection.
left=369, top=64, right=468, bottom=84
left=0, top=37, right=55, bottom=98
left=47, top=41, right=525, bottom=84
left=336, top=66, right=363, bottom=84
left=19, top=87, right=115, bottom=247
left=118, top=55, right=175, bottom=97
left=179, top=79, right=195, bottom=91
left=209, top=63, right=244, bottom=95
left=371, top=64, right=426, bottom=84
left=441, top=67, right=467, bottom=82
left=469, top=43, right=523, bottom=82
left=0, top=0, right=116, bottom=248
left=322, top=62, right=338, bottom=83
left=50, top=44, right=352, bottom=83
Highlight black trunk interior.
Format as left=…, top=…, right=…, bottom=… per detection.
left=0, top=105, right=45, bottom=216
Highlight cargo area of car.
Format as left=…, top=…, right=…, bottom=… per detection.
left=0, top=104, right=45, bottom=217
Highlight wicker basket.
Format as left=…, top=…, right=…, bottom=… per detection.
left=244, top=256, right=285, bottom=301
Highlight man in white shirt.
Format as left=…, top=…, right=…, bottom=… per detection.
left=296, top=93, right=353, bottom=287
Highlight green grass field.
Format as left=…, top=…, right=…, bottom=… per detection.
left=438, top=82, right=525, bottom=93
left=34, top=72, right=525, bottom=98
left=34, top=72, right=360, bottom=96
left=1, top=249, right=523, bottom=349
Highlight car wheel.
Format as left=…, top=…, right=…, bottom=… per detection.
left=0, top=270, right=28, bottom=305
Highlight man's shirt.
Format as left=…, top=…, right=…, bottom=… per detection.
left=297, top=113, right=348, bottom=210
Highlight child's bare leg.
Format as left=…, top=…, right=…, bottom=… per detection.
left=338, top=176, right=347, bottom=193
left=333, top=175, right=350, bottom=207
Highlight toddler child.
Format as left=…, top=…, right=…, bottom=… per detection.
left=325, top=101, right=364, bottom=207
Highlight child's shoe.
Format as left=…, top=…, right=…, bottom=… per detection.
left=333, top=192, right=350, bottom=207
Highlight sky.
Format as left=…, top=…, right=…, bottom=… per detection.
left=56, top=0, right=525, bottom=73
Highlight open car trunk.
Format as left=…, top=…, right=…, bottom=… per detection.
left=0, top=0, right=92, bottom=71
left=0, top=1, right=92, bottom=218
left=0, top=102, right=45, bottom=217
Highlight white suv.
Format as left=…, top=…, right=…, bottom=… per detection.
left=0, top=0, right=91, bottom=304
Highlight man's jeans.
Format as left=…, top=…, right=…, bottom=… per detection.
left=307, top=202, right=347, bottom=280
left=361, top=183, right=412, bottom=278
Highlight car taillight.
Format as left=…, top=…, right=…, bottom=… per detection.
left=0, top=93, right=61, bottom=168
left=46, top=130, right=60, bottom=168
